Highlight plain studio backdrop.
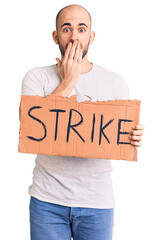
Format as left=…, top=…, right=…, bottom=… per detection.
left=0, top=0, right=161, bottom=239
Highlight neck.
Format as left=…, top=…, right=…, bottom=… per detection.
left=80, top=54, right=93, bottom=74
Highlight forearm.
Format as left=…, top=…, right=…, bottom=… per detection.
left=52, top=40, right=82, bottom=98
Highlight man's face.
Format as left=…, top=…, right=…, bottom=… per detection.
left=55, top=7, right=92, bottom=59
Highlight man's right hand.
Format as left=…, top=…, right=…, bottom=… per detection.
left=56, top=39, right=83, bottom=87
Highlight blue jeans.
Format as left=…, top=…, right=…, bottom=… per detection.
left=29, top=196, right=114, bottom=240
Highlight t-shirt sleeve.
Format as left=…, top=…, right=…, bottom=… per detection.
left=114, top=74, right=129, bottom=100
left=21, top=67, right=45, bottom=97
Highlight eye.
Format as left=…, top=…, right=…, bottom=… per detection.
left=63, top=28, right=70, bottom=33
left=79, top=28, right=86, bottom=33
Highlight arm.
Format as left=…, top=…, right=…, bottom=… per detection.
left=51, top=39, right=82, bottom=97
left=114, top=76, right=144, bottom=147
left=19, top=40, right=82, bottom=121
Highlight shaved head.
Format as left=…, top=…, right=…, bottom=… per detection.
left=55, top=4, right=92, bottom=31
left=52, top=3, right=95, bottom=60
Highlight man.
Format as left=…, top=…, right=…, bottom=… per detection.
left=21, top=4, right=144, bottom=240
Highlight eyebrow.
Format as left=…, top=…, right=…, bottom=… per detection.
left=60, top=23, right=88, bottom=29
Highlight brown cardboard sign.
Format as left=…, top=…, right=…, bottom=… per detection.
left=18, top=94, right=141, bottom=161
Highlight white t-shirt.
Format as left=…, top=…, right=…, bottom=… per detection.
left=21, top=63, right=129, bottom=209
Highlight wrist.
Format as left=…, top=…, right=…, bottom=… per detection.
left=62, top=78, right=76, bottom=87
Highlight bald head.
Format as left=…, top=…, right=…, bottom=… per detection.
left=52, top=4, right=95, bottom=60
left=55, top=4, right=92, bottom=31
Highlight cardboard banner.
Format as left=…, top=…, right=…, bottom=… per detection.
left=18, top=94, right=141, bottom=161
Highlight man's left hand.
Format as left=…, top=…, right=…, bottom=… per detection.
left=128, top=124, right=144, bottom=147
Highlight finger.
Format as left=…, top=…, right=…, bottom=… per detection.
left=130, top=141, right=142, bottom=147
left=55, top=58, right=61, bottom=70
left=128, top=135, right=142, bottom=141
left=74, top=41, right=80, bottom=61
left=78, top=49, right=83, bottom=64
left=64, top=42, right=72, bottom=61
left=131, top=124, right=144, bottom=130
left=68, top=40, right=78, bottom=60
left=129, top=129, right=144, bottom=136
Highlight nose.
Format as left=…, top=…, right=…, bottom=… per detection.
left=70, top=29, right=79, bottom=42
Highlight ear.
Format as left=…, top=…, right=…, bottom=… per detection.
left=52, top=30, right=59, bottom=44
left=89, top=31, right=95, bottom=45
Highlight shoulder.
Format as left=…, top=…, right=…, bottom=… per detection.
left=23, top=64, right=55, bottom=80
left=93, top=63, right=129, bottom=99
left=93, top=63, right=125, bottom=84
left=93, top=63, right=116, bottom=78
left=93, top=63, right=125, bottom=81
left=21, top=64, right=55, bottom=96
